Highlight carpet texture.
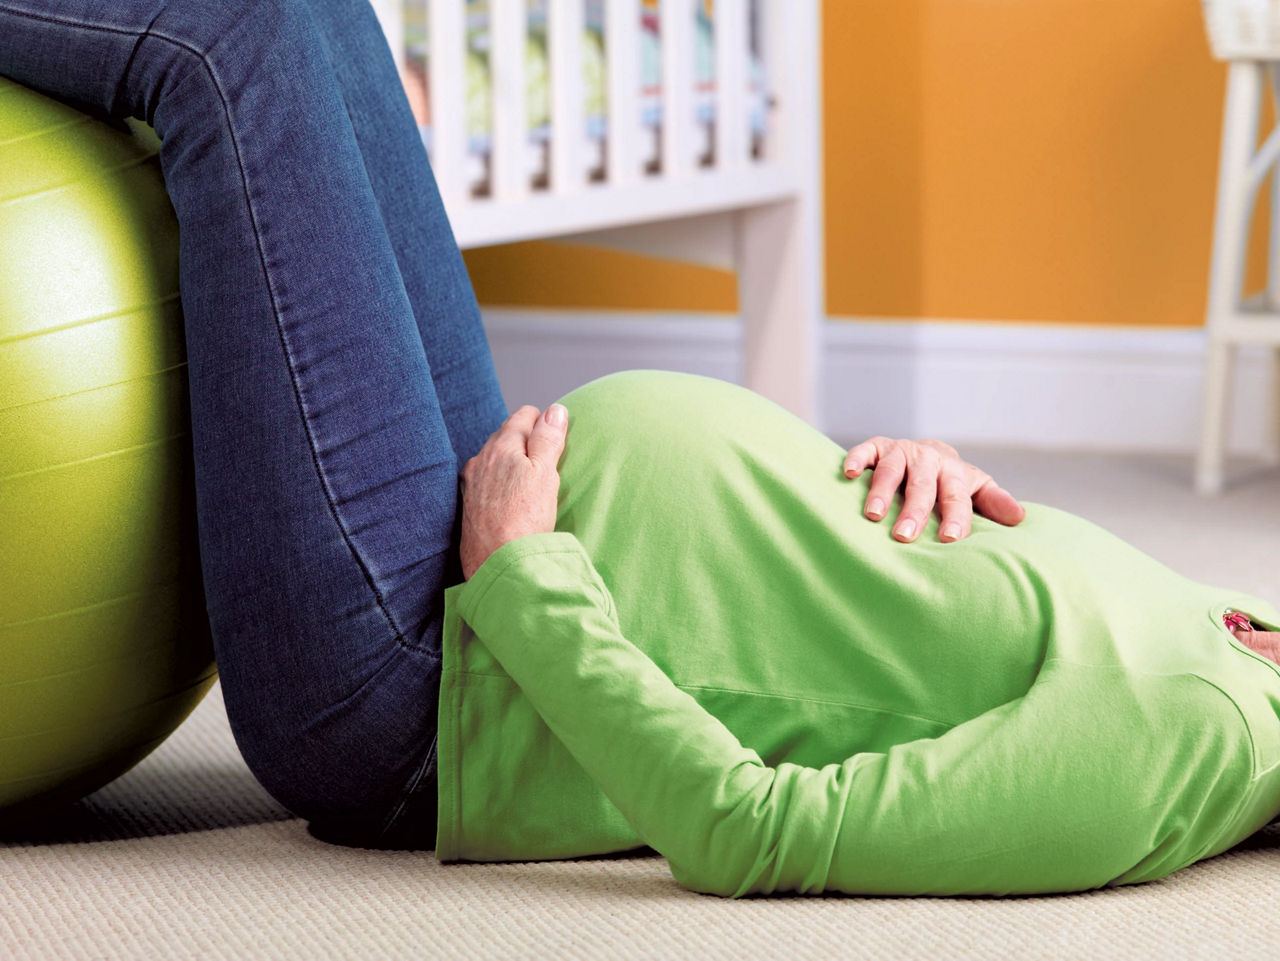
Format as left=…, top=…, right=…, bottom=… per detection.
left=5, top=447, right=1280, bottom=960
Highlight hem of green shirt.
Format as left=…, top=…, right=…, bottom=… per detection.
left=435, top=532, right=587, bottom=862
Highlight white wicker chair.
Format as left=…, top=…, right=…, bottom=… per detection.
left=1197, top=0, right=1280, bottom=492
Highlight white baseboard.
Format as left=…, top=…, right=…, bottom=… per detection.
left=480, top=308, right=1274, bottom=453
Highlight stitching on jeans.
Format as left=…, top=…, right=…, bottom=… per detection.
left=129, top=25, right=417, bottom=654
left=377, top=731, right=438, bottom=840
left=111, top=1, right=168, bottom=119
left=0, top=5, right=136, bottom=34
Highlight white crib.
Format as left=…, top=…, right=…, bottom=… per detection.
left=369, top=0, right=824, bottom=425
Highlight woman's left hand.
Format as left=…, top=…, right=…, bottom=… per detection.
left=459, top=404, right=568, bottom=580
left=843, top=437, right=1026, bottom=543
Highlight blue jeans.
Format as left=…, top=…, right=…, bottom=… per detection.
left=0, top=0, right=508, bottom=846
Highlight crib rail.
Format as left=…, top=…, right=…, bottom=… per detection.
left=370, top=0, right=812, bottom=249
left=368, top=0, right=823, bottom=427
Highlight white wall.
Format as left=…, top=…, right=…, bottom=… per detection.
left=482, top=309, right=1273, bottom=454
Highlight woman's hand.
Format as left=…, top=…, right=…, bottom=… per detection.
left=459, top=403, right=568, bottom=580
left=843, top=437, right=1025, bottom=543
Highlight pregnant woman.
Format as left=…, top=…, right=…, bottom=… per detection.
left=453, top=372, right=1280, bottom=897
left=5, top=0, right=1280, bottom=898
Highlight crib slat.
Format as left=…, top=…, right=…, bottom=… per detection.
left=714, top=0, right=748, bottom=168
left=550, top=0, right=586, bottom=193
left=428, top=0, right=467, bottom=203
left=661, top=0, right=696, bottom=177
left=606, top=0, right=641, bottom=184
left=760, top=0, right=811, bottom=168
left=491, top=0, right=529, bottom=202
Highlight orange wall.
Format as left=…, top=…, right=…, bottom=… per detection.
left=466, top=0, right=1250, bottom=327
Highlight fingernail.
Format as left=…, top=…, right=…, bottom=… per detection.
left=940, top=523, right=960, bottom=541
left=867, top=498, right=885, bottom=518
left=547, top=404, right=567, bottom=427
left=895, top=519, right=916, bottom=540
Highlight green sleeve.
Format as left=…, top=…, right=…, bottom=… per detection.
left=457, top=532, right=1251, bottom=898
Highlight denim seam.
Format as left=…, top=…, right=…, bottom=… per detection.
left=111, top=2, right=169, bottom=119
left=377, top=731, right=438, bottom=839
left=0, top=5, right=136, bottom=35
left=127, top=25, right=418, bottom=655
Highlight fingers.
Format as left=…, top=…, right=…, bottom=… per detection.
left=858, top=440, right=946, bottom=542
left=847, top=436, right=1023, bottom=543
left=465, top=403, right=566, bottom=480
left=935, top=463, right=973, bottom=542
left=481, top=403, right=568, bottom=466
left=843, top=438, right=885, bottom=478
left=891, top=446, right=941, bottom=542
left=919, top=439, right=973, bottom=542
left=971, top=479, right=1026, bottom=527
left=527, top=403, right=568, bottom=467
left=862, top=441, right=905, bottom=522
left=488, top=405, right=540, bottom=453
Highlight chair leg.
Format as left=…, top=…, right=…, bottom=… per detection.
left=1265, top=346, right=1280, bottom=466
left=1269, top=63, right=1280, bottom=314
left=1197, top=339, right=1234, bottom=494
left=1197, top=61, right=1263, bottom=494
left=1263, top=65, right=1280, bottom=468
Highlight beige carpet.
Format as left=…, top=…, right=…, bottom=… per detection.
left=6, top=447, right=1280, bottom=960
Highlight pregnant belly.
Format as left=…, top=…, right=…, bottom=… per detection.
left=552, top=370, right=1053, bottom=737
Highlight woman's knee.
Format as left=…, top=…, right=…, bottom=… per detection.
left=0, top=3, right=148, bottom=117
left=130, top=0, right=320, bottom=96
left=114, top=0, right=338, bottom=141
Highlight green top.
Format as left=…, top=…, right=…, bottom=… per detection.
left=435, top=370, right=1280, bottom=897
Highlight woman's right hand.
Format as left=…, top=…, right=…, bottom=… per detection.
left=459, top=404, right=568, bottom=580
left=842, top=437, right=1025, bottom=544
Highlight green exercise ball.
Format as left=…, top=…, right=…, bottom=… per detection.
left=0, top=77, right=216, bottom=822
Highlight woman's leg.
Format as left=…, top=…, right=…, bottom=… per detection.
left=0, top=0, right=475, bottom=843
left=298, top=0, right=507, bottom=469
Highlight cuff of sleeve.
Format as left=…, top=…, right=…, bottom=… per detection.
left=456, top=531, right=596, bottom=631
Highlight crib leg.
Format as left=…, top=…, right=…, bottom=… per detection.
left=1265, top=346, right=1280, bottom=465
left=737, top=195, right=823, bottom=429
